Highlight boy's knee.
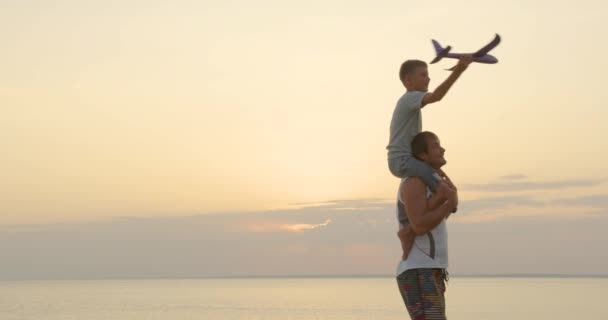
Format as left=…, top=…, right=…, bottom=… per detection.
left=388, top=160, right=406, bottom=178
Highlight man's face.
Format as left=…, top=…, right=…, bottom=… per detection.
left=420, top=135, right=446, bottom=168
left=406, top=66, right=430, bottom=92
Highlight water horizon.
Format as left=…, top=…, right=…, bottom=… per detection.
left=3, top=273, right=608, bottom=282
left=3, top=277, right=607, bottom=320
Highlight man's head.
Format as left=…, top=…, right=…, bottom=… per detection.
left=411, top=131, right=446, bottom=169
left=399, top=60, right=430, bottom=92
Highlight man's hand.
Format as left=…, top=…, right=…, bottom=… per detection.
left=435, top=169, right=458, bottom=214
left=436, top=180, right=451, bottom=199
left=427, top=180, right=450, bottom=211
left=446, top=187, right=458, bottom=212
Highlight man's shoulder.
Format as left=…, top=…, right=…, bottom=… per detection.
left=400, top=177, right=429, bottom=207
left=401, top=177, right=433, bottom=198
left=401, top=176, right=426, bottom=189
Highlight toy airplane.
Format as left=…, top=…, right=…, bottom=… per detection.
left=430, top=34, right=501, bottom=69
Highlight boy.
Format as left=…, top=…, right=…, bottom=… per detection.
left=387, top=56, right=471, bottom=185
left=387, top=56, right=471, bottom=258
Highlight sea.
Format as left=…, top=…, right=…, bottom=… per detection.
left=1, top=277, right=606, bottom=319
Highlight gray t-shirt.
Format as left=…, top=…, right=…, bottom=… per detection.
left=387, top=91, right=427, bottom=160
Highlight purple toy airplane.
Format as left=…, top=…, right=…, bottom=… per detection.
left=430, top=34, right=501, bottom=68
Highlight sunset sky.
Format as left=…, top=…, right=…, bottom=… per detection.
left=2, top=0, right=607, bottom=279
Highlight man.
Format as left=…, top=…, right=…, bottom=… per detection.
left=395, top=131, right=458, bottom=320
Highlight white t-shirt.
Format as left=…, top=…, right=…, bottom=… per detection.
left=396, top=177, right=449, bottom=276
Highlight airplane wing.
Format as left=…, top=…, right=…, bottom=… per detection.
left=472, top=34, right=501, bottom=58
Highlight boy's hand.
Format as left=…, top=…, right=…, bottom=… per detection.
left=453, top=55, right=473, bottom=72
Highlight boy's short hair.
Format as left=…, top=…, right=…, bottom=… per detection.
left=399, top=60, right=427, bottom=83
left=411, top=131, right=437, bottom=160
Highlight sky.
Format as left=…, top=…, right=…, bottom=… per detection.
left=1, top=0, right=608, bottom=279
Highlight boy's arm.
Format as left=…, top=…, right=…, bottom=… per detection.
left=422, top=56, right=472, bottom=106
left=403, top=178, right=457, bottom=235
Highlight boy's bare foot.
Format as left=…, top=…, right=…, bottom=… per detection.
left=397, top=227, right=415, bottom=260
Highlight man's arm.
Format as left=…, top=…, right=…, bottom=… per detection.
left=422, top=56, right=472, bottom=106
left=398, top=183, right=449, bottom=259
left=397, top=225, right=415, bottom=260
left=402, top=177, right=456, bottom=235
left=436, top=169, right=458, bottom=211
left=427, top=180, right=450, bottom=210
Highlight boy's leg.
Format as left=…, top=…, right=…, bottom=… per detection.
left=396, top=157, right=456, bottom=213
left=398, top=225, right=416, bottom=260
left=388, top=157, right=407, bottom=178
left=402, top=157, right=440, bottom=192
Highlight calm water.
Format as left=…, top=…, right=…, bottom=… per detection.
left=1, top=277, right=607, bottom=319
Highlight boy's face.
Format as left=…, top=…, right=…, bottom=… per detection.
left=405, top=66, right=430, bottom=92
left=420, top=135, right=446, bottom=168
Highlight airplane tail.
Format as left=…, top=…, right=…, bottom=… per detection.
left=430, top=40, right=451, bottom=64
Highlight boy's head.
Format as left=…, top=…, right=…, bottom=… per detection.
left=399, top=60, right=429, bottom=92
left=411, top=131, right=446, bottom=169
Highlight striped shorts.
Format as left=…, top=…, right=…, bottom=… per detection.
left=396, top=268, right=448, bottom=320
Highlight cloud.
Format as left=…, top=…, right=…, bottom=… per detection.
left=2, top=194, right=608, bottom=280
left=246, top=218, right=332, bottom=232
left=289, top=199, right=393, bottom=210
left=459, top=195, right=545, bottom=213
left=455, top=193, right=608, bottom=221
left=281, top=218, right=332, bottom=232
left=463, top=179, right=603, bottom=192
left=554, top=194, right=608, bottom=208
left=0, top=178, right=606, bottom=280
left=453, top=205, right=601, bottom=223
left=499, top=174, right=528, bottom=181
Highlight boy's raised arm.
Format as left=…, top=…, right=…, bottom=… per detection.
left=422, top=55, right=473, bottom=106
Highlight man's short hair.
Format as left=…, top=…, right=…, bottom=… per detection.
left=411, top=131, right=438, bottom=160
left=399, top=60, right=427, bottom=83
